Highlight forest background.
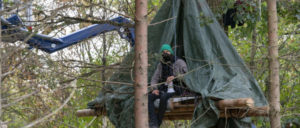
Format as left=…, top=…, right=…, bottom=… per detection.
left=0, top=0, right=299, bottom=127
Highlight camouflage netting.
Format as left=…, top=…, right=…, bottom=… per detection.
left=87, top=0, right=268, bottom=127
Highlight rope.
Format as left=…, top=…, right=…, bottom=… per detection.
left=189, top=106, right=211, bottom=127
left=224, top=106, right=252, bottom=118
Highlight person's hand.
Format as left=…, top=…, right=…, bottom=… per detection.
left=152, top=90, right=159, bottom=95
left=166, top=76, right=175, bottom=84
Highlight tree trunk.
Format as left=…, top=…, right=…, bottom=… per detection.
left=267, top=0, right=281, bottom=127
left=0, top=14, right=2, bottom=119
left=101, top=33, right=108, bottom=128
left=250, top=27, right=257, bottom=73
left=134, top=0, right=148, bottom=127
left=0, top=16, right=6, bottom=128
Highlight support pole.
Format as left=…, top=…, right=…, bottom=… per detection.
left=134, top=0, right=148, bottom=127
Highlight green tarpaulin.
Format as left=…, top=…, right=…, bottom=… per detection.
left=88, top=0, right=268, bottom=127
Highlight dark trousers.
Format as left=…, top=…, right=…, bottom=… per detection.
left=148, top=91, right=175, bottom=127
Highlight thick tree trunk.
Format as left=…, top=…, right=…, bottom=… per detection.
left=134, top=0, right=148, bottom=127
left=267, top=0, right=281, bottom=127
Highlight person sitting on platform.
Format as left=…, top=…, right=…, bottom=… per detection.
left=148, top=44, right=188, bottom=128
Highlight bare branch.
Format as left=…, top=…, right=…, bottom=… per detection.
left=22, top=81, right=77, bottom=128
left=149, top=17, right=177, bottom=26
left=2, top=91, right=37, bottom=108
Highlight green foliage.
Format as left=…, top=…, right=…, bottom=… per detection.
left=228, top=1, right=299, bottom=127
left=198, top=12, right=214, bottom=26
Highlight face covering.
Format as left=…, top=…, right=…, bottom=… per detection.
left=162, top=52, right=172, bottom=62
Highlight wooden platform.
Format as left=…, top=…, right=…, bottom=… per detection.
left=76, top=97, right=269, bottom=120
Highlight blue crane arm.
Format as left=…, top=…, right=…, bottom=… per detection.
left=1, top=15, right=135, bottom=53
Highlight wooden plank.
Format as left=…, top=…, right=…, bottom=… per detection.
left=165, top=112, right=193, bottom=116
left=172, top=106, right=195, bottom=112
left=164, top=114, right=193, bottom=120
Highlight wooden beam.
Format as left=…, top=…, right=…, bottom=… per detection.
left=215, top=98, right=254, bottom=109
left=76, top=106, right=269, bottom=119
left=76, top=109, right=105, bottom=117
left=164, top=106, right=269, bottom=120
left=76, top=98, right=266, bottom=119
left=220, top=106, right=269, bottom=118
left=172, top=98, right=254, bottom=110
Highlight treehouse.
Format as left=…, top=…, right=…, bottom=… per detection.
left=2, top=0, right=269, bottom=127
left=84, top=0, right=269, bottom=127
